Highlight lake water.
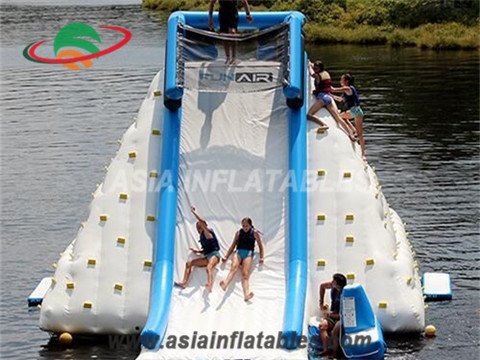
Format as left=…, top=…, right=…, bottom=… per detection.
left=1, top=3, right=479, bottom=360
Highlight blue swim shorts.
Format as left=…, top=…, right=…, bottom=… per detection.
left=349, top=105, right=365, bottom=117
left=316, top=92, right=333, bottom=106
left=205, top=251, right=221, bottom=260
left=237, top=249, right=254, bottom=261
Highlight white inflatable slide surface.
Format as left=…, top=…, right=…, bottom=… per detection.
left=138, top=61, right=306, bottom=360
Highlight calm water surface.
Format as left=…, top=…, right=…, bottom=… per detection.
left=1, top=3, right=479, bottom=360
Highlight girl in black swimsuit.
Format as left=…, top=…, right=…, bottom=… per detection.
left=208, top=0, right=253, bottom=64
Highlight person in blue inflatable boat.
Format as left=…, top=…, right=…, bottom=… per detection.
left=318, top=273, right=347, bottom=358
left=220, top=217, right=264, bottom=302
left=175, top=206, right=221, bottom=292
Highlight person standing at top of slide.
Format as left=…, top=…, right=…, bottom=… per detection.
left=208, top=0, right=253, bottom=64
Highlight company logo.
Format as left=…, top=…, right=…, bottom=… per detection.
left=199, top=71, right=273, bottom=83
left=23, top=22, right=131, bottom=70
left=235, top=72, right=273, bottom=83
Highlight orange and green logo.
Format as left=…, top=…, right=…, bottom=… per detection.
left=23, top=23, right=131, bottom=70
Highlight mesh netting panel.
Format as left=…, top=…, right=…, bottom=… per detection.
left=177, top=24, right=289, bottom=93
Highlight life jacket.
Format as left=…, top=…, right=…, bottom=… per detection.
left=237, top=228, right=255, bottom=251
left=199, top=228, right=220, bottom=255
left=343, top=85, right=360, bottom=109
left=314, top=71, right=332, bottom=94
left=330, top=287, right=342, bottom=314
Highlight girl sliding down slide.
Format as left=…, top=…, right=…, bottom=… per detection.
left=175, top=207, right=221, bottom=292
left=220, top=217, right=265, bottom=301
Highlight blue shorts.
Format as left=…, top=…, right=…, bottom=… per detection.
left=349, top=105, right=365, bottom=117
left=205, top=251, right=221, bottom=260
left=315, top=92, right=332, bottom=106
left=236, top=250, right=254, bottom=261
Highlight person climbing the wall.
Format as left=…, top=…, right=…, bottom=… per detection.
left=220, top=217, right=264, bottom=301
left=174, top=206, right=221, bottom=292
left=318, top=273, right=347, bottom=358
left=331, top=72, right=367, bottom=160
left=208, top=0, right=253, bottom=64
left=307, top=60, right=358, bottom=141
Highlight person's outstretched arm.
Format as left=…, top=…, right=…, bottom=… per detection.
left=191, top=206, right=213, bottom=239
left=319, top=281, right=333, bottom=308
left=208, top=0, right=217, bottom=30
left=223, top=231, right=239, bottom=262
left=331, top=85, right=352, bottom=94
left=241, top=0, right=253, bottom=23
left=254, top=231, right=265, bottom=264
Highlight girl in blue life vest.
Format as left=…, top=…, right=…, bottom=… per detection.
left=331, top=73, right=367, bottom=160
left=220, top=217, right=264, bottom=301
left=175, top=207, right=221, bottom=292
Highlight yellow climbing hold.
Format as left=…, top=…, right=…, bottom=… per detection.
left=317, top=214, right=326, bottom=221
left=66, top=282, right=75, bottom=289
left=317, top=259, right=326, bottom=267
left=152, top=129, right=161, bottom=135
left=154, top=90, right=162, bottom=97
left=378, top=302, right=388, bottom=309
left=366, top=258, right=375, bottom=266
left=83, top=301, right=92, bottom=309
left=146, top=215, right=155, bottom=222
left=114, top=283, right=123, bottom=291
left=117, top=237, right=126, bottom=245
left=343, top=172, right=352, bottom=178
left=119, top=193, right=128, bottom=200
left=128, top=151, right=136, bottom=158
left=347, top=273, right=355, bottom=280
left=87, top=258, right=96, bottom=266
left=149, top=171, right=158, bottom=178
left=345, top=214, right=354, bottom=221
left=317, top=169, right=326, bottom=176
left=345, top=235, right=355, bottom=243
left=144, top=260, right=153, bottom=267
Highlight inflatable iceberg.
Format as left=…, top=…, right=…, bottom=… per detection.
left=36, top=11, right=424, bottom=360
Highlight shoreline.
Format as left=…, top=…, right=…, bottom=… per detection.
left=142, top=0, right=479, bottom=50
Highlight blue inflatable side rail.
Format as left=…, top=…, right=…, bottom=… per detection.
left=142, top=11, right=308, bottom=350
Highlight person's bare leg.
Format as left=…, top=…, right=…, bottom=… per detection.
left=241, top=256, right=254, bottom=301
left=220, top=254, right=240, bottom=291
left=307, top=100, right=329, bottom=129
left=230, top=29, right=237, bottom=64
left=175, top=258, right=208, bottom=288
left=340, top=110, right=358, bottom=138
left=205, top=256, right=219, bottom=292
left=327, top=104, right=356, bottom=141
left=223, top=40, right=231, bottom=64
left=355, top=114, right=366, bottom=160
left=318, top=320, right=330, bottom=356
left=330, top=321, right=341, bottom=359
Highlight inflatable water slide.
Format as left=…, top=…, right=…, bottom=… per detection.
left=35, top=11, right=425, bottom=360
